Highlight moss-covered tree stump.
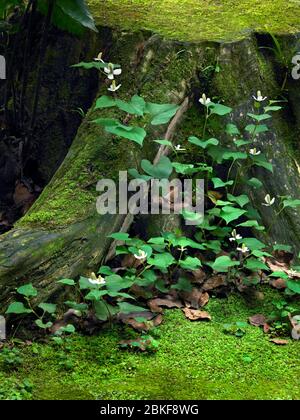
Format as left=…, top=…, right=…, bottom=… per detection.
left=1, top=1, right=300, bottom=308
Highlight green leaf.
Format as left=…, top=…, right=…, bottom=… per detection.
left=245, top=124, right=269, bottom=135
left=227, top=194, right=250, bottom=208
left=171, top=277, right=193, bottom=292
left=57, top=278, right=75, bottom=286
left=244, top=258, right=269, bottom=271
left=106, top=275, right=134, bottom=292
left=38, top=303, right=57, bottom=314
left=79, top=276, right=97, bottom=290
left=171, top=237, right=205, bottom=250
left=154, top=139, right=173, bottom=147
left=212, top=178, right=234, bottom=188
left=106, top=124, right=146, bottom=146
left=223, top=151, right=247, bottom=161
left=118, top=302, right=148, bottom=314
left=283, top=198, right=300, bottom=209
left=250, top=154, right=273, bottom=172
left=242, top=238, right=266, bottom=251
left=208, top=102, right=232, bottom=116
left=17, top=283, right=37, bottom=298
left=55, top=324, right=76, bottom=335
left=269, top=271, right=289, bottom=280
left=210, top=256, right=239, bottom=272
left=65, top=301, right=88, bottom=311
left=287, top=279, right=300, bottom=294
left=273, top=244, right=292, bottom=252
left=94, top=95, right=116, bottom=109
left=109, top=232, right=130, bottom=241
left=172, top=162, right=197, bottom=175
left=264, top=105, right=282, bottom=112
left=145, top=103, right=179, bottom=125
left=94, top=301, right=112, bottom=321
left=148, top=237, right=165, bottom=245
left=6, top=302, right=32, bottom=315
left=35, top=320, right=53, bottom=329
left=128, top=168, right=152, bottom=181
left=237, top=220, right=265, bottom=231
left=85, top=290, right=108, bottom=301
left=220, top=206, right=246, bottom=224
left=188, top=136, right=219, bottom=149
left=179, top=256, right=202, bottom=270
left=147, top=253, right=175, bottom=268
left=247, top=177, right=263, bottom=189
left=234, top=139, right=252, bottom=147
left=226, top=123, right=240, bottom=135
left=72, top=61, right=107, bottom=70
left=141, top=156, right=173, bottom=179
left=247, top=113, right=272, bottom=122
left=98, top=266, right=114, bottom=275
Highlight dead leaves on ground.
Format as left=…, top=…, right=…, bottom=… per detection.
left=148, top=296, right=183, bottom=313
left=248, top=314, right=267, bottom=327
left=182, top=308, right=211, bottom=321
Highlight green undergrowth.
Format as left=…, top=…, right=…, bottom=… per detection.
left=1, top=287, right=299, bottom=400
left=88, top=0, right=300, bottom=42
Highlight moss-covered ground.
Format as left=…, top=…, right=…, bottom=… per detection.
left=0, top=288, right=299, bottom=400
left=89, top=0, right=300, bottom=42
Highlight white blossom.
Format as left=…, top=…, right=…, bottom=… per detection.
left=249, top=148, right=261, bottom=156
left=252, top=90, right=267, bottom=102
left=199, top=93, right=211, bottom=106
left=88, top=273, right=106, bottom=286
left=262, top=194, right=275, bottom=207
left=104, top=63, right=122, bottom=80
left=108, top=80, right=121, bottom=92
left=237, top=243, right=249, bottom=253
left=175, top=144, right=186, bottom=151
left=94, top=52, right=104, bottom=62
left=134, top=250, right=148, bottom=260
left=229, top=229, right=242, bottom=242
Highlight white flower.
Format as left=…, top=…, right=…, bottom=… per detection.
left=88, top=273, right=106, bottom=286
left=262, top=194, right=275, bottom=207
left=104, top=63, right=122, bottom=80
left=94, top=52, right=104, bottom=62
left=249, top=148, right=261, bottom=156
left=108, top=80, right=121, bottom=92
left=134, top=250, right=148, bottom=260
left=175, top=144, right=186, bottom=151
left=199, top=93, right=211, bottom=106
left=229, top=229, right=243, bottom=242
left=237, top=243, right=249, bottom=253
left=252, top=90, right=267, bottom=102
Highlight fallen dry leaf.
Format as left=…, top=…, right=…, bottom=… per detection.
left=249, top=314, right=267, bottom=327
left=122, top=314, right=163, bottom=332
left=263, top=323, right=271, bottom=334
left=148, top=297, right=183, bottom=313
left=180, top=288, right=209, bottom=309
left=190, top=269, right=206, bottom=285
left=182, top=308, right=211, bottom=321
left=119, top=337, right=152, bottom=351
left=270, top=278, right=286, bottom=290
left=202, top=275, right=226, bottom=291
left=270, top=338, right=289, bottom=345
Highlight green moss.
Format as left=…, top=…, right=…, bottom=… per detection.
left=1, top=288, right=299, bottom=400
left=88, top=0, right=300, bottom=42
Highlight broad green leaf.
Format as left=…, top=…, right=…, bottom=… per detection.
left=188, top=136, right=219, bottom=149
left=247, top=113, right=272, bottom=122
left=141, top=156, right=173, bottom=179
left=227, top=194, right=250, bottom=208
left=145, top=103, right=179, bottom=125
left=171, top=277, right=193, bottom=292
left=35, top=320, right=53, bottom=329
left=105, top=124, right=146, bottom=146
left=85, top=290, right=108, bottom=301
left=128, top=168, right=152, bottom=181
left=92, top=117, right=119, bottom=127
left=98, top=266, right=114, bottom=275
left=147, top=252, right=175, bottom=268
left=94, top=301, right=116, bottom=321
left=247, top=177, right=263, bottom=189
left=109, top=232, right=130, bottom=241
left=106, top=275, right=134, bottom=292
left=242, top=237, right=266, bottom=250
left=38, top=303, right=57, bottom=314
left=244, top=258, right=269, bottom=271
left=172, top=162, right=197, bottom=175
left=6, top=302, right=32, bottom=315
left=57, top=278, right=75, bottom=286
left=264, top=105, right=282, bottom=112
left=148, top=237, right=165, bottom=245
left=283, top=199, right=300, bottom=209
left=226, top=123, right=240, bottom=135
left=223, top=151, right=247, bottom=161
left=179, top=257, right=202, bottom=270
left=94, top=95, right=116, bottom=109
left=208, top=102, right=232, bottom=116
left=210, top=256, right=239, bottom=272
left=273, top=244, right=292, bottom=252
left=54, top=0, right=98, bottom=32
left=269, top=271, right=289, bottom=280
left=212, top=178, right=234, bottom=188
left=17, top=283, right=37, bottom=298
left=234, top=139, right=252, bottom=147
left=118, top=302, right=148, bottom=314
left=250, top=154, right=273, bottom=172
left=245, top=124, right=269, bottom=135
left=237, top=220, right=265, bottom=231
left=72, top=61, right=107, bottom=70
left=154, top=139, right=173, bottom=147
left=220, top=206, right=246, bottom=224
left=65, top=301, right=88, bottom=311
left=287, top=279, right=300, bottom=294
left=79, top=276, right=98, bottom=290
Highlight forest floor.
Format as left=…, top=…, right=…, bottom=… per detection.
left=1, top=287, right=299, bottom=400
left=90, top=0, right=300, bottom=41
